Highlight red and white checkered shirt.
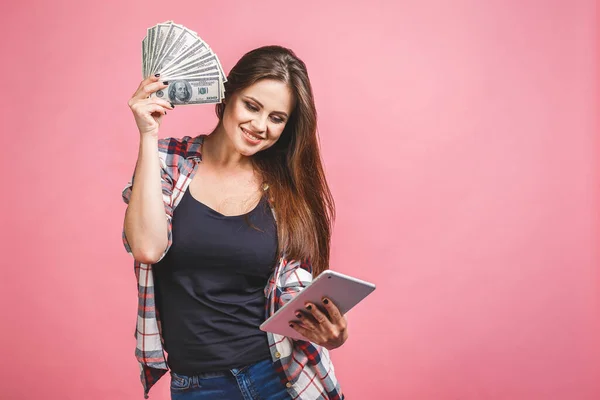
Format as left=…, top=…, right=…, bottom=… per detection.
left=122, top=135, right=344, bottom=399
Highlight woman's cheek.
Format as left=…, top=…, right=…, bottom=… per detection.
left=230, top=102, right=245, bottom=120
left=267, top=127, right=283, bottom=143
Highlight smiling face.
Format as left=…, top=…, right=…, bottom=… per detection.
left=221, top=79, right=296, bottom=157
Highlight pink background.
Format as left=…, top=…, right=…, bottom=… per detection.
left=2, top=0, right=599, bottom=399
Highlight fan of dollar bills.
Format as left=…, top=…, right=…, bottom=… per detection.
left=142, top=21, right=226, bottom=105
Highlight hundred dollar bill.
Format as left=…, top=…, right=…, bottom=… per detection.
left=142, top=37, right=148, bottom=78
left=148, top=22, right=172, bottom=75
left=147, top=27, right=157, bottom=77
left=141, top=21, right=226, bottom=95
left=153, top=77, right=223, bottom=105
left=165, top=71, right=225, bottom=96
left=152, top=26, right=198, bottom=76
left=160, top=52, right=216, bottom=76
left=160, top=66, right=221, bottom=81
left=165, top=71, right=221, bottom=79
left=213, top=53, right=226, bottom=82
left=169, top=43, right=225, bottom=82
left=152, top=23, right=175, bottom=75
left=148, top=25, right=160, bottom=74
left=161, top=65, right=221, bottom=81
left=159, top=39, right=210, bottom=74
left=145, top=37, right=151, bottom=77
left=152, top=23, right=183, bottom=75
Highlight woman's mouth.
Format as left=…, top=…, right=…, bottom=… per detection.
left=241, top=127, right=263, bottom=144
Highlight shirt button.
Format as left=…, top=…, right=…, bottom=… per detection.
left=274, top=351, right=281, bottom=359
left=286, top=382, right=292, bottom=388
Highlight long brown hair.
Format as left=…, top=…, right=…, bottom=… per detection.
left=216, top=45, right=334, bottom=276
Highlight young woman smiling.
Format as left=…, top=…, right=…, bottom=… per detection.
left=123, top=46, right=347, bottom=400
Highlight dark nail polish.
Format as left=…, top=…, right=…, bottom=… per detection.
left=323, top=298, right=329, bottom=305
left=154, top=73, right=160, bottom=77
left=306, top=305, right=312, bottom=310
left=296, top=313, right=302, bottom=319
left=170, top=102, right=175, bottom=108
left=163, top=81, right=169, bottom=85
left=165, top=111, right=167, bottom=115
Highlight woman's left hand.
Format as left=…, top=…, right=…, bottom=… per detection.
left=289, top=298, right=348, bottom=350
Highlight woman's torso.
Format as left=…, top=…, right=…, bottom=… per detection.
left=153, top=163, right=278, bottom=375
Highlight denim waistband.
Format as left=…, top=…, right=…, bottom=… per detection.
left=170, top=357, right=270, bottom=379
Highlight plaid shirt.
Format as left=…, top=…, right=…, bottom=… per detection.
left=122, top=135, right=344, bottom=399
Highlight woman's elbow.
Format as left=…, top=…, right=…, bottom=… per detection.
left=131, top=244, right=165, bottom=264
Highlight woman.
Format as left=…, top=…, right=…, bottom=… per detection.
left=123, top=46, right=347, bottom=400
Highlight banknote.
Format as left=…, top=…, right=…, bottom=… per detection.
left=142, top=21, right=226, bottom=103
left=145, top=27, right=155, bottom=77
left=160, top=65, right=220, bottom=81
left=153, top=78, right=223, bottom=105
left=161, top=53, right=219, bottom=77
left=149, top=23, right=172, bottom=75
left=150, top=24, right=183, bottom=76
left=152, top=27, right=198, bottom=76
left=160, top=39, right=210, bottom=75
left=142, top=37, right=148, bottom=77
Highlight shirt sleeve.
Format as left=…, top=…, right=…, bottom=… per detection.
left=121, top=141, right=176, bottom=262
left=276, top=259, right=314, bottom=309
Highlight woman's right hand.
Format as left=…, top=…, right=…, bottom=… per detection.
left=128, top=75, right=174, bottom=137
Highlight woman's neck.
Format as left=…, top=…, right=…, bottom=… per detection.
left=202, top=124, right=253, bottom=171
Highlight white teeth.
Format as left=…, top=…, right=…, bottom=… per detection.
left=243, top=128, right=261, bottom=140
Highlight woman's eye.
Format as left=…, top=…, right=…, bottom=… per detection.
left=270, top=116, right=285, bottom=124
left=244, top=102, right=259, bottom=112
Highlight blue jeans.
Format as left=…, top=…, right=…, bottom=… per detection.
left=169, top=358, right=292, bottom=400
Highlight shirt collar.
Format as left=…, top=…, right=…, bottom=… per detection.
left=184, top=135, right=205, bottom=161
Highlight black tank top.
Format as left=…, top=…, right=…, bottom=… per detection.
left=153, top=187, right=278, bottom=375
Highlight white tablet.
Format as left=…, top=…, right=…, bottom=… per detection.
left=259, top=270, right=376, bottom=341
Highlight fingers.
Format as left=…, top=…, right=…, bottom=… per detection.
left=128, top=75, right=173, bottom=136
left=288, top=300, right=349, bottom=349
left=137, top=80, right=169, bottom=101
left=303, top=302, right=330, bottom=326
left=321, top=297, right=343, bottom=325
left=130, top=97, right=173, bottom=116
left=144, top=103, right=169, bottom=116
left=131, top=74, right=160, bottom=99
left=289, top=321, right=312, bottom=340
left=293, top=310, right=317, bottom=331
left=144, top=97, right=175, bottom=110
left=130, top=79, right=169, bottom=103
left=136, top=73, right=162, bottom=91
left=131, top=99, right=170, bottom=114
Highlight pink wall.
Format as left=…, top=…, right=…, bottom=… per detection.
left=2, top=0, right=598, bottom=399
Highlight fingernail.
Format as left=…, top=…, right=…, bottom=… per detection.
left=154, top=73, right=160, bottom=77
left=306, top=304, right=312, bottom=310
left=323, top=298, right=329, bottom=305
left=165, top=111, right=167, bottom=115
left=170, top=102, right=175, bottom=108
left=296, top=313, right=303, bottom=319
left=163, top=81, right=169, bottom=85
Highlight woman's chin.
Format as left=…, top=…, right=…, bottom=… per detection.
left=235, top=141, right=260, bottom=157
left=235, top=135, right=264, bottom=156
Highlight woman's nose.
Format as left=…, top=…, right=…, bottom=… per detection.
left=251, top=115, right=268, bottom=133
